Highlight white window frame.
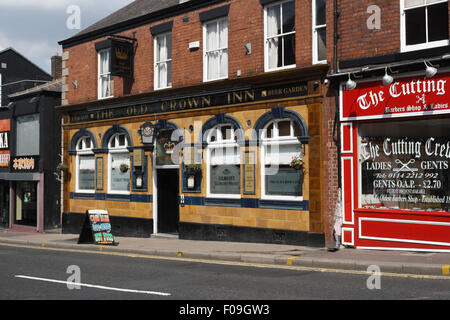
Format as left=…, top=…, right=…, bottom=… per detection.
left=264, top=0, right=296, bottom=72
left=400, top=0, right=449, bottom=52
left=206, top=124, right=241, bottom=199
left=203, top=17, right=229, bottom=82
left=312, top=0, right=327, bottom=64
left=260, top=119, right=303, bottom=201
left=98, top=49, right=113, bottom=99
left=154, top=32, right=172, bottom=90
left=107, top=133, right=130, bottom=195
left=75, top=136, right=95, bottom=194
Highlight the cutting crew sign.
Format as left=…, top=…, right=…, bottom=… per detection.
left=342, top=73, right=450, bottom=121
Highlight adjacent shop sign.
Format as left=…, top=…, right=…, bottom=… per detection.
left=70, top=82, right=308, bottom=123
left=341, top=72, right=450, bottom=121
left=0, top=119, right=10, bottom=167
left=360, top=136, right=450, bottom=211
left=78, top=209, right=116, bottom=245
left=10, top=155, right=39, bottom=172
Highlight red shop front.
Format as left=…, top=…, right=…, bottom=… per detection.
left=340, top=71, right=450, bottom=251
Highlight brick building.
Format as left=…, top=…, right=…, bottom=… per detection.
left=58, top=0, right=339, bottom=247
left=330, top=0, right=450, bottom=251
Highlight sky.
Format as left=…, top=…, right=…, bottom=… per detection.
left=0, top=0, right=135, bottom=74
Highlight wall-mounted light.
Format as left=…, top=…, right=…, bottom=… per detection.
left=382, top=67, right=394, bottom=86
left=72, top=80, right=78, bottom=89
left=244, top=43, right=252, bottom=55
left=424, top=60, right=438, bottom=78
left=345, top=73, right=357, bottom=90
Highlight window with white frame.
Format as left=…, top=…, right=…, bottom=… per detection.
left=108, top=133, right=130, bottom=193
left=154, top=32, right=172, bottom=90
left=261, top=119, right=303, bottom=200
left=203, top=17, right=228, bottom=82
left=76, top=136, right=95, bottom=192
left=313, top=0, right=326, bottom=63
left=401, top=0, right=449, bottom=52
left=264, top=0, right=296, bottom=71
left=206, top=124, right=240, bottom=198
left=98, top=49, right=113, bottom=99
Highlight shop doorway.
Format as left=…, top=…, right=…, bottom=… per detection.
left=156, top=169, right=179, bottom=234
left=14, top=181, right=37, bottom=227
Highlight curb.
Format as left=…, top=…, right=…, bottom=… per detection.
left=0, top=238, right=447, bottom=277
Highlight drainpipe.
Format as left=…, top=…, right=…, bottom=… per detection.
left=329, top=0, right=342, bottom=249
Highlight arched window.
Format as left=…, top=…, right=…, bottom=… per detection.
left=261, top=118, right=303, bottom=200
left=76, top=136, right=95, bottom=193
left=206, top=123, right=241, bottom=198
left=108, top=133, right=130, bottom=194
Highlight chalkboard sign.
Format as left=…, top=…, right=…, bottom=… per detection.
left=78, top=210, right=117, bottom=245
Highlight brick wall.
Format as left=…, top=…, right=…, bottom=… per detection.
left=63, top=0, right=327, bottom=105
left=337, top=0, right=400, bottom=62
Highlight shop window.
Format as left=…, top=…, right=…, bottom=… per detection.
left=402, top=0, right=449, bottom=52
left=206, top=124, right=240, bottom=198
left=16, top=114, right=39, bottom=156
left=313, top=0, right=326, bottom=63
left=108, top=133, right=130, bottom=194
left=76, top=136, right=95, bottom=192
left=98, top=49, right=113, bottom=99
left=358, top=118, right=450, bottom=212
left=264, top=0, right=296, bottom=71
left=203, top=17, right=228, bottom=82
left=261, top=119, right=303, bottom=200
left=154, top=32, right=172, bottom=90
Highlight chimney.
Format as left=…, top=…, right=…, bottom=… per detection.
left=51, top=55, right=62, bottom=80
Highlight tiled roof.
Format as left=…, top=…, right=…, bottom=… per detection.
left=60, top=0, right=180, bottom=45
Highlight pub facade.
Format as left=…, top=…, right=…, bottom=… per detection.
left=58, top=0, right=334, bottom=246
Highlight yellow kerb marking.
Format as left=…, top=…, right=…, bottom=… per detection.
left=442, top=265, right=450, bottom=275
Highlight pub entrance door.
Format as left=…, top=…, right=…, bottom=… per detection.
left=156, top=169, right=179, bottom=234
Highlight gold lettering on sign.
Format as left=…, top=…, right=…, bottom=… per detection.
left=228, top=90, right=255, bottom=104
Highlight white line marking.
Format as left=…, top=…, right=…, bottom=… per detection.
left=15, top=275, right=171, bottom=296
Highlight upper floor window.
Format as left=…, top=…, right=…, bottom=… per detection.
left=401, top=0, right=449, bottom=52
left=203, top=17, right=228, bottom=82
left=98, top=49, right=113, bottom=99
left=154, top=32, right=172, bottom=90
left=313, top=0, right=327, bottom=64
left=76, top=136, right=95, bottom=193
left=264, top=0, right=296, bottom=71
left=16, top=114, right=39, bottom=156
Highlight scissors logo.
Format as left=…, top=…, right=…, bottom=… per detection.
left=393, top=159, right=418, bottom=173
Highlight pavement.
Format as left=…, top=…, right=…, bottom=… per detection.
left=2, top=228, right=450, bottom=277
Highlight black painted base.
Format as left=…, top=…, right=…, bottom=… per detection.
left=62, top=212, right=325, bottom=247
left=179, top=222, right=325, bottom=247
left=62, top=212, right=153, bottom=238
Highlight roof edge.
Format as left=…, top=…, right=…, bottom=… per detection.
left=59, top=0, right=228, bottom=48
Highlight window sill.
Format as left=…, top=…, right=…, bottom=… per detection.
left=98, top=95, right=114, bottom=100
left=203, top=76, right=228, bottom=83
left=401, top=40, right=449, bottom=53
left=265, top=64, right=296, bottom=73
